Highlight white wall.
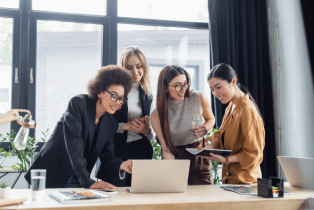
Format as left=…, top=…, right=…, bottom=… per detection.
left=267, top=0, right=314, bottom=177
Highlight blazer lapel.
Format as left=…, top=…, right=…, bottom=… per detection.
left=122, top=102, right=128, bottom=122
left=221, top=94, right=248, bottom=133
left=139, top=86, right=152, bottom=116
left=139, top=86, right=147, bottom=116
left=219, top=104, right=234, bottom=145
left=87, top=97, right=97, bottom=153
left=87, top=113, right=111, bottom=171
left=221, top=104, right=233, bottom=129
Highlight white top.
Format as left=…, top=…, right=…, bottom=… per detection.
left=117, top=83, right=153, bottom=142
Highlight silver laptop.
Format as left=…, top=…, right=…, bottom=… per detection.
left=277, top=156, right=314, bottom=190
left=129, top=160, right=190, bottom=193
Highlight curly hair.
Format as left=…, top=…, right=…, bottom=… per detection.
left=87, top=65, right=133, bottom=100
left=119, top=46, right=151, bottom=95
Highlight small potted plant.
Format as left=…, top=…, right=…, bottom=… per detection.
left=0, top=181, right=11, bottom=199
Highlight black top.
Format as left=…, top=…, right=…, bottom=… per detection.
left=95, top=86, right=153, bottom=185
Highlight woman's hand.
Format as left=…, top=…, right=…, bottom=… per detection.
left=130, top=117, right=151, bottom=135
left=120, top=160, right=133, bottom=173
left=198, top=141, right=215, bottom=151
left=189, top=124, right=207, bottom=138
left=198, top=153, right=225, bottom=163
left=122, top=122, right=132, bottom=131
left=89, top=181, right=117, bottom=190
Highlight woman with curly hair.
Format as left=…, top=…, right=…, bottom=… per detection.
left=25, top=65, right=133, bottom=190
left=96, top=46, right=154, bottom=187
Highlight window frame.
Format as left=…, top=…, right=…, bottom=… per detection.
left=0, top=0, right=209, bottom=151
left=0, top=8, right=21, bottom=150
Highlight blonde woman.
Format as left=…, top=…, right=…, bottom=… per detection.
left=96, top=46, right=153, bottom=187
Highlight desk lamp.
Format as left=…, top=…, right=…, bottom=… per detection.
left=0, top=109, right=36, bottom=150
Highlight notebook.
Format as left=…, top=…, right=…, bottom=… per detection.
left=129, top=160, right=190, bottom=193
left=186, top=148, right=232, bottom=156
left=48, top=190, right=109, bottom=204
left=277, top=156, right=314, bottom=190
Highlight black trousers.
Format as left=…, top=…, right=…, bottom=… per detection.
left=120, top=138, right=151, bottom=186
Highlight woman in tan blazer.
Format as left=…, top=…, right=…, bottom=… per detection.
left=201, top=63, right=265, bottom=184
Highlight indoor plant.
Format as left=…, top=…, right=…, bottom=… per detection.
left=0, top=181, right=10, bottom=199
left=1, top=129, right=49, bottom=171
left=205, top=128, right=221, bottom=185
left=0, top=133, right=11, bottom=169
left=4, top=130, right=38, bottom=172
left=151, top=138, right=162, bottom=160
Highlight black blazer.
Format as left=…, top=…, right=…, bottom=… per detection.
left=24, top=94, right=123, bottom=188
left=95, top=86, right=153, bottom=182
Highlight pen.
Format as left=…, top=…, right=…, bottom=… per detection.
left=202, top=136, right=205, bottom=149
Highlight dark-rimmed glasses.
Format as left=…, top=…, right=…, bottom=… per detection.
left=168, top=82, right=191, bottom=92
left=105, top=89, right=128, bottom=104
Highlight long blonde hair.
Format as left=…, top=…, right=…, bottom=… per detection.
left=119, top=46, right=151, bottom=95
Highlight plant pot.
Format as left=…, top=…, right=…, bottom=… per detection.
left=0, top=187, right=11, bottom=199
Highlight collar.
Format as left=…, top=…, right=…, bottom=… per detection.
left=229, top=94, right=249, bottom=115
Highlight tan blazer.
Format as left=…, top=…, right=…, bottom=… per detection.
left=214, top=94, right=265, bottom=184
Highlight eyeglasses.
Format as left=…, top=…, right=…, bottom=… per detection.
left=105, top=89, right=128, bottom=104
left=168, top=82, right=191, bottom=92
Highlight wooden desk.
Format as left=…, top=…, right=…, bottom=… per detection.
left=1, top=183, right=313, bottom=210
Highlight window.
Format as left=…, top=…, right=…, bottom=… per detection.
left=118, top=24, right=209, bottom=110
left=0, top=1, right=209, bottom=147
left=35, top=21, right=104, bottom=138
left=32, top=0, right=107, bottom=15
left=0, top=17, right=13, bottom=135
left=118, top=0, right=208, bottom=23
left=0, top=1, right=19, bottom=9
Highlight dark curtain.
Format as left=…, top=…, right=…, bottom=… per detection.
left=208, top=0, right=277, bottom=178
left=300, top=0, right=314, bottom=84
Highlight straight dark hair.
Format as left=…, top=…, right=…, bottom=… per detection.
left=156, top=65, right=191, bottom=157
left=208, top=63, right=263, bottom=119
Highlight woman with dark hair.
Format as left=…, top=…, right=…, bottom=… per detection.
left=96, top=46, right=153, bottom=187
left=25, top=65, right=133, bottom=189
left=201, top=63, right=265, bottom=184
left=151, top=65, right=215, bottom=185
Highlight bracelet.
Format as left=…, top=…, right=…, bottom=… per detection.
left=225, top=155, right=230, bottom=165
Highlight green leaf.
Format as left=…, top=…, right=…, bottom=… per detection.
left=11, top=165, right=18, bottom=170
left=3, top=152, right=11, bottom=158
